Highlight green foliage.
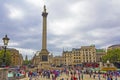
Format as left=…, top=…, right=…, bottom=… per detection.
left=102, top=49, right=120, bottom=63
left=96, top=49, right=105, bottom=52
left=0, top=50, right=11, bottom=66
left=23, top=60, right=31, bottom=65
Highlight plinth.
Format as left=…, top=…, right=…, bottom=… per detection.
left=39, top=49, right=50, bottom=69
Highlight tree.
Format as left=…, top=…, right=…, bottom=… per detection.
left=23, top=60, right=32, bottom=66
left=0, top=50, right=11, bottom=66
left=102, top=49, right=120, bottom=63
left=23, top=55, right=31, bottom=65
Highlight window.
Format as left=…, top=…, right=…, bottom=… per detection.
left=89, top=57, right=91, bottom=59
left=87, top=60, right=88, bottom=62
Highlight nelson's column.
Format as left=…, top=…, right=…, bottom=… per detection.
left=39, top=5, right=49, bottom=67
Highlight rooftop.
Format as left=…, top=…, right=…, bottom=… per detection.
left=108, top=44, right=120, bottom=48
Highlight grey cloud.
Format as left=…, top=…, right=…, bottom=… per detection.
left=0, top=0, right=120, bottom=58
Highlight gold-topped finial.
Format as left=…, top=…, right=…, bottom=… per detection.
left=44, top=5, right=46, bottom=12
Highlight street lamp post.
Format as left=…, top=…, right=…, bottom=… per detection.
left=2, top=35, right=10, bottom=67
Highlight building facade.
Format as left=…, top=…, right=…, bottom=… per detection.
left=80, top=45, right=96, bottom=63
left=72, top=48, right=81, bottom=65
left=53, top=56, right=64, bottom=66
left=33, top=45, right=109, bottom=67
left=62, top=45, right=96, bottom=66
left=9, top=48, right=23, bottom=66
left=32, top=51, right=40, bottom=66
left=62, top=51, right=73, bottom=66
left=96, top=49, right=106, bottom=62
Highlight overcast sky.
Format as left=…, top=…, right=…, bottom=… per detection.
left=0, top=0, right=120, bottom=59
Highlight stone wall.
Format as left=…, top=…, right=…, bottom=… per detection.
left=0, top=68, right=8, bottom=80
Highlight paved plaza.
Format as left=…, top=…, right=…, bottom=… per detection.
left=20, top=73, right=120, bottom=80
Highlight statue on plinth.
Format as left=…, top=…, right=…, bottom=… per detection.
left=106, top=60, right=110, bottom=67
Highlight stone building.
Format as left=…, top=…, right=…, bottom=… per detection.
left=53, top=56, right=64, bottom=66
left=62, top=45, right=96, bottom=66
left=72, top=48, right=81, bottom=65
left=96, top=49, right=106, bottom=62
left=33, top=45, right=107, bottom=67
left=62, top=51, right=73, bottom=66
left=107, top=44, right=120, bottom=50
left=0, top=46, right=23, bottom=66
left=32, top=51, right=40, bottom=66
left=80, top=45, right=96, bottom=63
left=9, top=48, right=23, bottom=66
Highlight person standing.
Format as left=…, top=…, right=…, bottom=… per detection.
left=115, top=74, right=118, bottom=80
left=78, top=71, right=80, bottom=80
left=81, top=73, right=83, bottom=80
left=107, top=75, right=110, bottom=80
left=98, top=74, right=100, bottom=80
left=93, top=73, right=96, bottom=79
left=109, top=74, right=113, bottom=80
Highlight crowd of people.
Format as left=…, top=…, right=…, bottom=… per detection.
left=7, top=66, right=26, bottom=80
left=7, top=66, right=120, bottom=80
left=26, top=66, right=120, bottom=80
